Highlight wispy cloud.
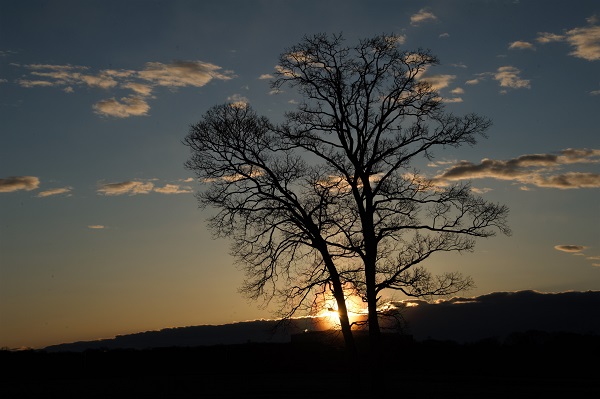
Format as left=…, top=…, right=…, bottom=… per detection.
left=508, top=40, right=536, bottom=50
left=587, top=255, right=600, bottom=267
left=88, top=225, right=106, bottom=229
left=97, top=181, right=155, bottom=196
left=536, top=17, right=600, bottom=61
left=93, top=96, right=150, bottom=118
left=13, top=60, right=235, bottom=118
left=434, top=148, right=600, bottom=189
left=137, top=61, right=234, bottom=87
left=226, top=93, right=249, bottom=108
left=555, top=245, right=599, bottom=267
left=153, top=184, right=193, bottom=194
left=97, top=180, right=193, bottom=195
left=494, top=66, right=530, bottom=90
left=121, top=82, right=153, bottom=96
left=420, top=74, right=456, bottom=91
left=554, top=245, right=586, bottom=253
left=410, top=8, right=437, bottom=26
left=37, top=187, right=72, bottom=198
left=442, top=97, right=463, bottom=103
left=0, top=176, right=40, bottom=192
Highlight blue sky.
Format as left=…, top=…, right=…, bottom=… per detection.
left=1, top=0, right=599, bottom=350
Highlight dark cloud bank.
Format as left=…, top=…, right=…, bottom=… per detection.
left=45, top=290, right=599, bottom=352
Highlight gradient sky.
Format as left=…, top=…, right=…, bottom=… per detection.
left=1, top=0, right=599, bottom=350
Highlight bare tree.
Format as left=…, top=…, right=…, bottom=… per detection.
left=184, top=33, right=510, bottom=356
left=183, top=103, right=360, bottom=354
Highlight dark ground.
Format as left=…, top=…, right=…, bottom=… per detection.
left=2, top=330, right=599, bottom=398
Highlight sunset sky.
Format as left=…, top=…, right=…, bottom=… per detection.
left=1, top=0, right=599, bottom=350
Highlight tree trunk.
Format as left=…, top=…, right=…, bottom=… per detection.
left=365, top=258, right=381, bottom=354
left=328, top=262, right=357, bottom=358
left=335, top=288, right=357, bottom=357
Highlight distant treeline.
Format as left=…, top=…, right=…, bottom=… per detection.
left=3, top=330, right=599, bottom=376
left=2, top=330, right=599, bottom=398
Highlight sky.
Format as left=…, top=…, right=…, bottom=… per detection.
left=1, top=0, right=599, bottom=350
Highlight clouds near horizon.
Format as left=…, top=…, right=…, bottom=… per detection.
left=554, top=245, right=586, bottom=253
left=0, top=176, right=40, bottom=192
left=434, top=148, right=600, bottom=189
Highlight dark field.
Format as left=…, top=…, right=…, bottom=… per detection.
left=2, top=331, right=599, bottom=398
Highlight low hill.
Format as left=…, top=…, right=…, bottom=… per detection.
left=44, top=290, right=600, bottom=352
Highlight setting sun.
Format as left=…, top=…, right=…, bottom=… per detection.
left=317, top=293, right=367, bottom=329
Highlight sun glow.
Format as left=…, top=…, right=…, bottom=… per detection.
left=317, top=293, right=367, bottom=329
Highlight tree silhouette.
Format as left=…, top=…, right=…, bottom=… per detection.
left=183, top=33, right=510, bottom=356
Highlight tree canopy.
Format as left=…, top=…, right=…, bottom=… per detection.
left=184, top=33, right=510, bottom=354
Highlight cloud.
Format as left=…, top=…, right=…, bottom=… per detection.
left=0, top=176, right=40, bottom=192
left=153, top=184, right=193, bottom=194
left=17, top=79, right=56, bottom=88
left=439, top=33, right=450, bottom=38
left=508, top=41, right=536, bottom=50
left=137, top=61, right=235, bottom=87
left=554, top=245, right=599, bottom=267
left=226, top=93, right=249, bottom=108
left=494, top=66, right=530, bottom=89
left=14, top=60, right=235, bottom=118
left=420, top=74, right=456, bottom=91
left=258, top=74, right=274, bottom=80
left=442, top=97, right=463, bottom=103
left=88, top=225, right=106, bottom=229
left=470, top=187, right=493, bottom=194
left=554, top=245, right=587, bottom=253
left=93, top=96, right=150, bottom=118
left=564, top=25, right=600, bottom=61
left=530, top=172, right=600, bottom=189
left=121, top=82, right=153, bottom=96
left=97, top=180, right=193, bottom=195
left=433, top=148, right=600, bottom=189
left=78, top=72, right=119, bottom=89
left=18, top=64, right=108, bottom=89
left=536, top=32, right=565, bottom=44
left=37, top=187, right=72, bottom=198
left=536, top=19, right=600, bottom=61
left=385, top=34, right=406, bottom=45
left=410, top=8, right=437, bottom=26
left=97, top=181, right=154, bottom=196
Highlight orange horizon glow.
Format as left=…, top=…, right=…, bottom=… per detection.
left=316, top=292, right=367, bottom=329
